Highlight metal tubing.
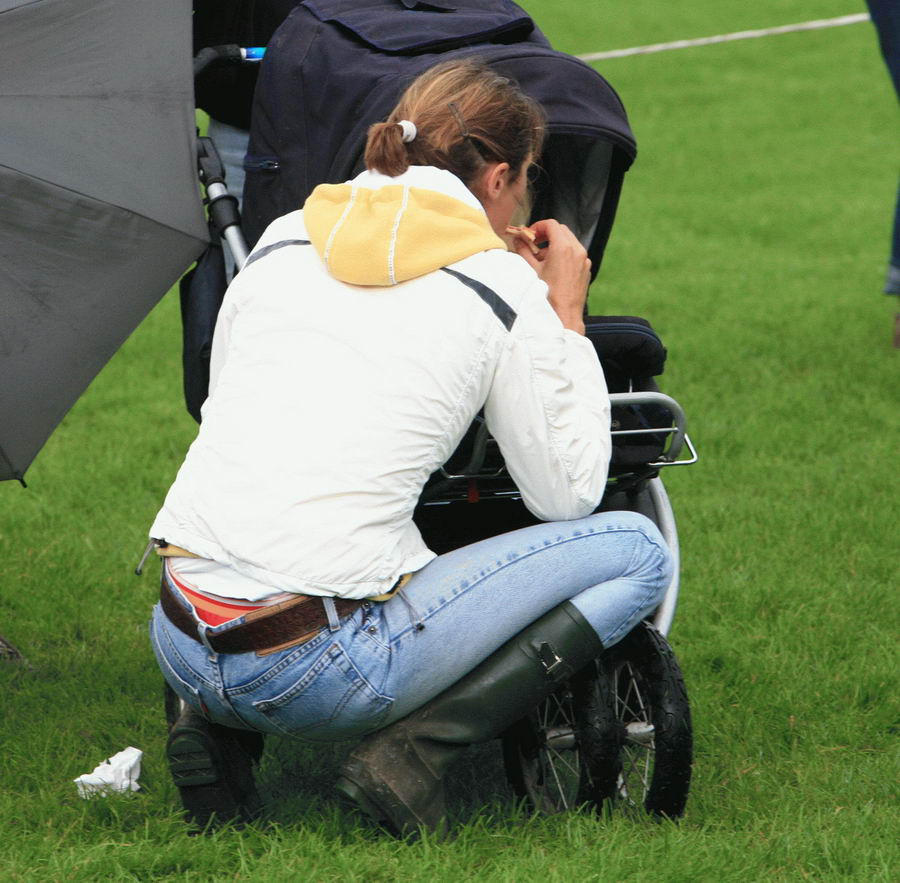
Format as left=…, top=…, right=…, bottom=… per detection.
left=648, top=476, right=679, bottom=636
left=205, top=181, right=250, bottom=267
left=221, top=224, right=250, bottom=269
left=608, top=391, right=687, bottom=460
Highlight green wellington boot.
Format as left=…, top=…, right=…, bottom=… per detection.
left=335, top=601, right=603, bottom=837
left=166, top=705, right=263, bottom=830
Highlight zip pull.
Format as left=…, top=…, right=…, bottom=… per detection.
left=135, top=538, right=166, bottom=576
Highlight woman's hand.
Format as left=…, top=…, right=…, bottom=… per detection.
left=509, top=219, right=591, bottom=334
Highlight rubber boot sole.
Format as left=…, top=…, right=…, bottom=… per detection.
left=334, top=756, right=445, bottom=840
left=166, top=721, right=260, bottom=830
left=334, top=774, right=393, bottom=828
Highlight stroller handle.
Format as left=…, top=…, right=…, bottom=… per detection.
left=193, top=45, right=266, bottom=79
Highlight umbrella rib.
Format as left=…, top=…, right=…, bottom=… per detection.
left=0, top=162, right=208, bottom=243
left=0, top=0, right=45, bottom=18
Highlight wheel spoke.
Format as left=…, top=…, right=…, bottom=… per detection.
left=547, top=693, right=572, bottom=726
left=620, top=747, right=643, bottom=786
left=547, top=746, right=581, bottom=780
left=612, top=658, right=656, bottom=809
left=545, top=750, right=572, bottom=810
left=630, top=672, right=649, bottom=719
left=619, top=678, right=646, bottom=722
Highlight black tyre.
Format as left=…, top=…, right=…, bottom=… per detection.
left=502, top=622, right=692, bottom=818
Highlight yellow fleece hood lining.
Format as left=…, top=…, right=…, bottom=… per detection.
left=304, top=178, right=506, bottom=287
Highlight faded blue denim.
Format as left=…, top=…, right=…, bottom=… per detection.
left=150, top=510, right=672, bottom=743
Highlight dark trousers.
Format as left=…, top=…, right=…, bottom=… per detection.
left=867, top=1, right=900, bottom=290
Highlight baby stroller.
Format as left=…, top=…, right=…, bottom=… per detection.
left=183, top=0, right=698, bottom=821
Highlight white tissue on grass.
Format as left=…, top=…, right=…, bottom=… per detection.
left=74, top=746, right=143, bottom=798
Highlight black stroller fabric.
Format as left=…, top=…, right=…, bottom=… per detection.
left=585, top=316, right=667, bottom=391
left=585, top=316, right=671, bottom=469
left=180, top=221, right=228, bottom=423
left=242, top=0, right=637, bottom=276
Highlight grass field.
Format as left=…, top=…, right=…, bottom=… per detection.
left=1, top=1, right=898, bottom=879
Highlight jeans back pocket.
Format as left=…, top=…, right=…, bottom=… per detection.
left=252, top=641, right=393, bottom=742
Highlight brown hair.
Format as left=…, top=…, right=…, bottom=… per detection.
left=364, top=59, right=545, bottom=191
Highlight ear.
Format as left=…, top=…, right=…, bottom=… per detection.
left=480, top=162, right=511, bottom=202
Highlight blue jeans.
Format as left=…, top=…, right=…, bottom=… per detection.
left=150, top=510, right=672, bottom=743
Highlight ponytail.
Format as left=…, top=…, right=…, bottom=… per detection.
left=365, top=121, right=412, bottom=177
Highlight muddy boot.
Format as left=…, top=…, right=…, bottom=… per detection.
left=165, top=683, right=265, bottom=763
left=335, top=601, right=603, bottom=838
left=166, top=704, right=263, bottom=831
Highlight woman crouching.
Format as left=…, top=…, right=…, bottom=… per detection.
left=149, top=59, right=671, bottom=837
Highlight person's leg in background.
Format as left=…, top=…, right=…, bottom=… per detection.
left=888, top=183, right=900, bottom=297
left=865, top=1, right=900, bottom=344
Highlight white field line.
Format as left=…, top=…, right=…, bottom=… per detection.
left=577, top=13, right=870, bottom=63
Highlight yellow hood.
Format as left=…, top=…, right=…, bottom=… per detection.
left=304, top=168, right=506, bottom=286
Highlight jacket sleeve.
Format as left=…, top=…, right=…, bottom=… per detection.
left=483, top=283, right=611, bottom=522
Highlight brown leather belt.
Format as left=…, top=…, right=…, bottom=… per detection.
left=159, top=573, right=365, bottom=655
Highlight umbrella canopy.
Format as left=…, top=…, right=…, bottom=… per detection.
left=0, top=0, right=208, bottom=483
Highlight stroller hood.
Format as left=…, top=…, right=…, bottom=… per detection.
left=305, top=167, right=505, bottom=286
left=243, top=0, right=636, bottom=279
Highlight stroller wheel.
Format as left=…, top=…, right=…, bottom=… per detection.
left=502, top=622, right=692, bottom=819
left=502, top=678, right=597, bottom=814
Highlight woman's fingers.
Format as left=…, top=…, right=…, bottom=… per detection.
left=511, top=237, right=544, bottom=274
left=505, top=224, right=541, bottom=255
left=524, top=220, right=590, bottom=333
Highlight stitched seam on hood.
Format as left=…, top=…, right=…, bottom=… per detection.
left=387, top=183, right=411, bottom=285
left=323, top=181, right=359, bottom=274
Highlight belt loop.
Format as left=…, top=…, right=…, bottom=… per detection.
left=196, top=621, right=217, bottom=655
left=323, top=597, right=341, bottom=632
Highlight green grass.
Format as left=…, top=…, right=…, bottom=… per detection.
left=1, top=2, right=898, bottom=879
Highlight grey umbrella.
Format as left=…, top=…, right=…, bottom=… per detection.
left=0, top=0, right=208, bottom=484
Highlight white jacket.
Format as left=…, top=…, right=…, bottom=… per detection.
left=150, top=166, right=610, bottom=599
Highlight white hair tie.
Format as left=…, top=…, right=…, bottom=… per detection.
left=397, top=120, right=417, bottom=143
